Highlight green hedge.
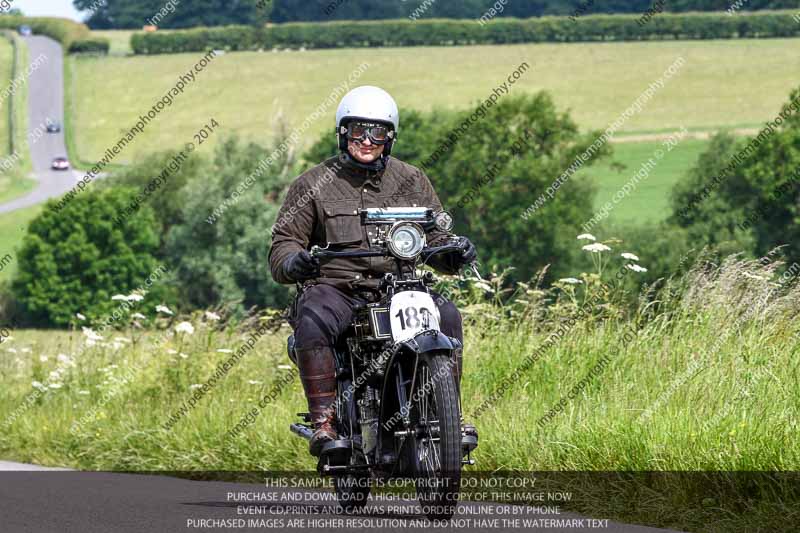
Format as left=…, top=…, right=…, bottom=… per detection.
left=130, top=11, right=800, bottom=54
left=0, top=15, right=89, bottom=49
left=68, top=37, right=110, bottom=55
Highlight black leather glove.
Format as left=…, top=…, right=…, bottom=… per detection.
left=283, top=250, right=319, bottom=282
left=456, top=237, right=477, bottom=266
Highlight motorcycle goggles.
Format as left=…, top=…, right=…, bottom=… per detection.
left=342, top=121, right=394, bottom=145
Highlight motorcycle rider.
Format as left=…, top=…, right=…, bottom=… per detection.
left=269, top=85, right=478, bottom=457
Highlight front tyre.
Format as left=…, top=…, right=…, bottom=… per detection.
left=407, top=353, right=461, bottom=520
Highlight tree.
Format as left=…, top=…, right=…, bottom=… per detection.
left=670, top=86, right=800, bottom=264
left=268, top=0, right=796, bottom=23
left=73, top=0, right=269, bottom=30
left=98, top=147, right=203, bottom=244
left=13, top=188, right=169, bottom=327
left=164, top=137, right=295, bottom=311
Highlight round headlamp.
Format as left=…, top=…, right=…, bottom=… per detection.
left=388, top=222, right=426, bottom=260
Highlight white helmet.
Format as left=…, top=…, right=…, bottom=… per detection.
left=336, top=85, right=399, bottom=155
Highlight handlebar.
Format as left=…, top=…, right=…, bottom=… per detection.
left=309, top=242, right=482, bottom=281
left=310, top=243, right=463, bottom=260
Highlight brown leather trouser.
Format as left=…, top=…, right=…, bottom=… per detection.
left=291, top=283, right=464, bottom=418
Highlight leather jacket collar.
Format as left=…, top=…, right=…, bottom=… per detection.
left=338, top=153, right=388, bottom=185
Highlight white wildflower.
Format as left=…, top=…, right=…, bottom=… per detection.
left=189, top=384, right=203, bottom=390
left=175, top=322, right=195, bottom=335
left=742, top=272, right=766, bottom=281
left=179, top=353, right=188, bottom=359
left=76, top=313, right=86, bottom=321
left=582, top=243, right=611, bottom=253
left=278, top=365, right=292, bottom=370
left=31, top=380, right=45, bottom=391
left=114, top=337, right=132, bottom=344
left=127, top=293, right=145, bottom=302
left=21, top=347, right=31, bottom=353
left=131, top=312, right=147, bottom=320
left=621, top=252, right=640, bottom=261
left=49, top=383, right=63, bottom=389
left=558, top=277, right=583, bottom=285
left=577, top=233, right=596, bottom=241
left=625, top=264, right=648, bottom=273
left=39, top=355, right=49, bottom=362
left=167, top=349, right=178, bottom=355
left=217, top=349, right=234, bottom=354
left=205, top=311, right=221, bottom=321
left=248, top=380, right=263, bottom=385
left=156, top=305, right=174, bottom=316
left=111, top=294, right=128, bottom=301
left=56, top=354, right=71, bottom=364
left=81, top=327, right=103, bottom=342
left=78, top=390, right=90, bottom=396
left=7, top=347, right=17, bottom=353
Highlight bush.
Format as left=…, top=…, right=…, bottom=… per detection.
left=164, top=136, right=295, bottom=312
left=12, top=188, right=170, bottom=327
left=130, top=11, right=800, bottom=54
left=0, top=15, right=89, bottom=49
left=68, top=38, right=110, bottom=55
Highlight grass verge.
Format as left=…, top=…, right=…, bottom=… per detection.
left=0, top=253, right=797, bottom=531
left=0, top=31, right=35, bottom=205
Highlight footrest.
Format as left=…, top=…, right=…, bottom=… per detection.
left=462, top=435, right=478, bottom=454
left=317, top=439, right=352, bottom=472
left=297, top=412, right=311, bottom=423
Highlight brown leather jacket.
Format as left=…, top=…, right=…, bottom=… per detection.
left=269, top=154, right=460, bottom=292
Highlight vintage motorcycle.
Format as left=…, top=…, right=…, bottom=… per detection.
left=287, top=207, right=478, bottom=519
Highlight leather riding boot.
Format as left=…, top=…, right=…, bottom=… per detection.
left=296, top=346, right=338, bottom=456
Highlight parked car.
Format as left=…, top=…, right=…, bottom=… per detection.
left=19, top=26, right=32, bottom=37
left=46, top=121, right=61, bottom=134
left=51, top=157, right=70, bottom=171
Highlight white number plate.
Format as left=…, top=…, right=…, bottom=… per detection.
left=389, top=291, right=440, bottom=342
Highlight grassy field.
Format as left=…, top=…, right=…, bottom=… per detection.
left=68, top=38, right=800, bottom=167
left=0, top=254, right=797, bottom=531
left=581, top=137, right=711, bottom=224
left=90, top=30, right=137, bottom=56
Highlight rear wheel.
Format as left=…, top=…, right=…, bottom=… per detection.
left=406, top=353, right=462, bottom=520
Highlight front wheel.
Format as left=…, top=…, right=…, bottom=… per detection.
left=405, top=352, right=462, bottom=520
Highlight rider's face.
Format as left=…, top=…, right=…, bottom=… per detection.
left=348, top=136, right=385, bottom=164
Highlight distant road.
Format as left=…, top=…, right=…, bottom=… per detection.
left=0, top=35, right=80, bottom=215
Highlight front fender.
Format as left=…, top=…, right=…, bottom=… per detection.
left=400, top=330, right=462, bottom=355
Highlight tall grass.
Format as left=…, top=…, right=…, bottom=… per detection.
left=0, top=249, right=798, bottom=531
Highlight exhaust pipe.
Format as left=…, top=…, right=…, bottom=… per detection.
left=290, top=423, right=313, bottom=441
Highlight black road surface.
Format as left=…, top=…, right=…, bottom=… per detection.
left=0, top=462, right=685, bottom=533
